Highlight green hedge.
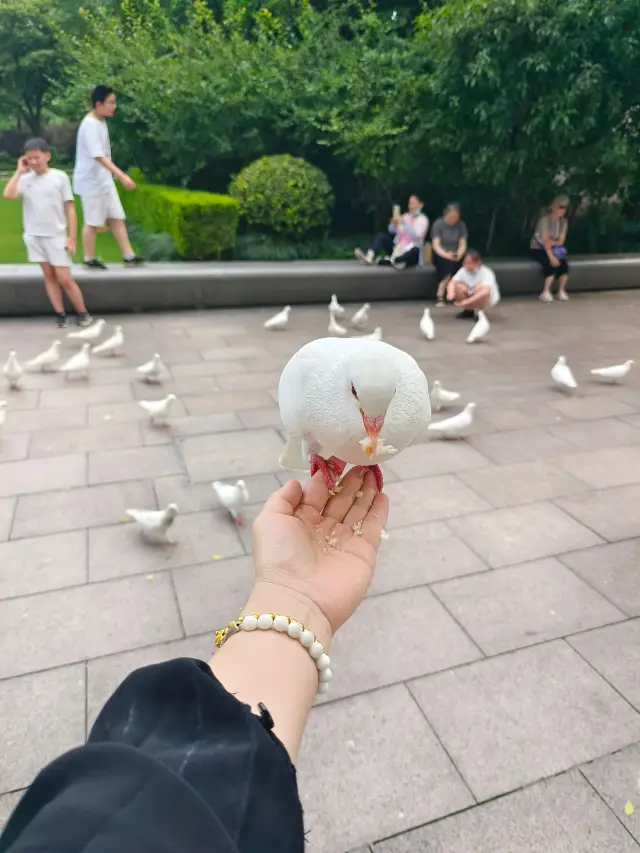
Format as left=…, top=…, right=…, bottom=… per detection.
left=120, top=171, right=239, bottom=260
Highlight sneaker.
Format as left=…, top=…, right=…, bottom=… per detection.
left=123, top=255, right=145, bottom=267
left=539, top=292, right=553, bottom=303
left=76, top=313, right=94, bottom=327
left=355, top=248, right=373, bottom=265
left=83, top=258, right=108, bottom=271
left=435, top=298, right=445, bottom=308
left=56, top=314, right=69, bottom=329
left=376, top=256, right=393, bottom=267
left=392, top=260, right=407, bottom=270
left=456, top=309, right=476, bottom=319
left=557, top=291, right=569, bottom=301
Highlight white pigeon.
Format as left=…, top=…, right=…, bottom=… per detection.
left=278, top=337, right=431, bottom=490
left=420, top=308, right=435, bottom=340
left=466, top=311, right=490, bottom=343
left=3, top=351, right=23, bottom=389
left=328, top=312, right=348, bottom=336
left=92, top=325, right=124, bottom=357
left=0, top=401, right=6, bottom=429
left=67, top=318, right=106, bottom=342
left=213, top=479, right=250, bottom=525
left=590, top=360, right=634, bottom=383
left=125, top=503, right=179, bottom=545
left=139, top=393, right=177, bottom=425
left=25, top=340, right=62, bottom=372
left=361, top=326, right=383, bottom=341
left=551, top=356, right=577, bottom=392
left=264, top=306, right=292, bottom=331
left=428, top=402, right=476, bottom=439
left=329, top=294, right=345, bottom=317
left=137, top=353, right=166, bottom=384
left=430, top=380, right=461, bottom=412
left=351, top=303, right=371, bottom=329
left=59, top=343, right=91, bottom=380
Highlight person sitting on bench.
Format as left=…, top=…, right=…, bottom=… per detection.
left=355, top=194, right=429, bottom=269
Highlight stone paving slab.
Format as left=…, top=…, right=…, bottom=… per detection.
left=3, top=293, right=640, bottom=848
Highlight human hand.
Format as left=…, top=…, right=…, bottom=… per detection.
left=16, top=156, right=29, bottom=174
left=251, top=463, right=389, bottom=643
left=120, top=174, right=136, bottom=190
left=549, top=254, right=560, bottom=267
left=65, top=236, right=76, bottom=255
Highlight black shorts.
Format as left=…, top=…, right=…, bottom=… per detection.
left=530, top=248, right=569, bottom=278
left=433, top=253, right=461, bottom=281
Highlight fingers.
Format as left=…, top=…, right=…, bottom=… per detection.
left=322, top=465, right=366, bottom=523
left=260, top=479, right=303, bottom=518
left=341, top=468, right=379, bottom=529
left=300, top=457, right=346, bottom=514
left=359, top=492, right=390, bottom=549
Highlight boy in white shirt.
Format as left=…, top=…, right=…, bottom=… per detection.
left=3, top=138, right=93, bottom=329
left=447, top=248, right=501, bottom=318
left=73, top=84, right=143, bottom=270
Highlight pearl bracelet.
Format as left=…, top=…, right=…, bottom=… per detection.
left=215, top=613, right=333, bottom=695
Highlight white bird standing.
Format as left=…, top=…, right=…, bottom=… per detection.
left=137, top=353, right=166, bottom=384
left=328, top=312, right=348, bottom=336
left=428, top=402, right=476, bottom=439
left=551, top=356, right=578, bottom=392
left=351, top=303, right=371, bottom=329
left=3, top=351, right=23, bottom=389
left=25, top=340, right=62, bottom=372
left=466, top=311, right=490, bottom=343
left=430, top=380, right=461, bottom=412
left=278, top=337, right=431, bottom=491
left=124, top=503, right=179, bottom=545
left=67, top=318, right=106, bottom=342
left=264, top=305, right=292, bottom=331
left=59, top=343, right=91, bottom=380
left=590, top=360, right=634, bottom=383
left=213, top=479, right=250, bottom=525
left=0, top=401, right=6, bottom=429
left=420, top=308, right=435, bottom=340
left=92, top=325, right=124, bottom=357
left=361, top=326, right=383, bottom=341
left=329, top=294, right=345, bottom=317
left=139, top=393, right=177, bottom=425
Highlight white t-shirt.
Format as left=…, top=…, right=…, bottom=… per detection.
left=17, top=169, right=74, bottom=237
left=453, top=264, right=501, bottom=307
left=73, top=113, right=114, bottom=196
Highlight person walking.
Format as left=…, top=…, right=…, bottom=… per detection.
left=530, top=195, right=570, bottom=302
left=73, top=85, right=144, bottom=270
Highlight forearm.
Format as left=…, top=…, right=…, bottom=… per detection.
left=3, top=171, right=22, bottom=199
left=209, top=582, right=332, bottom=763
left=457, top=239, right=467, bottom=256
left=65, top=204, right=77, bottom=242
left=432, top=239, right=450, bottom=258
left=95, top=155, right=127, bottom=182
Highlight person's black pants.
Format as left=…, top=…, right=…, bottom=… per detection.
left=530, top=248, right=569, bottom=278
left=370, top=232, right=395, bottom=256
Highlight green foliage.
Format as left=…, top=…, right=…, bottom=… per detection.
left=120, top=177, right=240, bottom=259
left=229, top=154, right=333, bottom=239
left=233, top=231, right=368, bottom=261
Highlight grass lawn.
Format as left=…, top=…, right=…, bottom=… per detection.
left=0, top=180, right=130, bottom=264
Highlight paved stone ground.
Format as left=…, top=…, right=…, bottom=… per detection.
left=2, top=292, right=640, bottom=851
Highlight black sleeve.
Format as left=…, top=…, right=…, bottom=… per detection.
left=0, top=658, right=304, bottom=853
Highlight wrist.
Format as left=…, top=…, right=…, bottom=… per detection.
left=242, top=582, right=333, bottom=651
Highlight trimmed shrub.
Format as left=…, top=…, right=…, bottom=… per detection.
left=229, top=154, right=333, bottom=240
left=120, top=175, right=239, bottom=260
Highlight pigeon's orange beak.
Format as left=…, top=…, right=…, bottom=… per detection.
left=361, top=412, right=385, bottom=454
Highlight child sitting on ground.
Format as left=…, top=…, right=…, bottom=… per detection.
left=3, top=138, right=93, bottom=329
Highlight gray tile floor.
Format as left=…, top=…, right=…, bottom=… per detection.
left=2, top=291, right=640, bottom=851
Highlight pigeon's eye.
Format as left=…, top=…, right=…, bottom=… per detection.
left=351, top=383, right=359, bottom=400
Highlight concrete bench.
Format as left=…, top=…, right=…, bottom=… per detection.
left=0, top=255, right=638, bottom=316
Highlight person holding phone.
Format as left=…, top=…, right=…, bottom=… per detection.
left=355, top=194, right=429, bottom=269
left=3, top=138, right=93, bottom=329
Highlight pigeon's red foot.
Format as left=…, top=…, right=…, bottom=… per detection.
left=310, top=453, right=336, bottom=490
left=368, top=464, right=384, bottom=492
left=235, top=516, right=244, bottom=527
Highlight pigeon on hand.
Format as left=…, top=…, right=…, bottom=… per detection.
left=3, top=351, right=23, bottom=390
left=59, top=343, right=91, bottom=380
left=92, top=325, right=124, bottom=356
left=430, top=380, right=461, bottom=412
left=264, top=306, right=292, bottom=331
left=590, top=360, right=634, bottom=383
left=67, top=318, right=106, bottom=342
left=213, top=479, right=250, bottom=525
left=329, top=294, right=345, bottom=317
left=137, top=353, right=167, bottom=384
left=139, top=393, right=177, bottom=426
left=328, top=313, right=348, bottom=336
left=351, top=303, right=371, bottom=329
left=278, top=337, right=431, bottom=491
left=0, top=401, right=6, bottom=429
left=466, top=311, right=490, bottom=343
left=428, top=402, right=476, bottom=439
left=361, top=326, right=383, bottom=341
left=125, top=503, right=179, bottom=545
left=420, top=308, right=435, bottom=340
left=25, top=341, right=62, bottom=372
left=551, top=356, right=577, bottom=392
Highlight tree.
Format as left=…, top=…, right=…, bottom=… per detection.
left=0, top=0, right=69, bottom=134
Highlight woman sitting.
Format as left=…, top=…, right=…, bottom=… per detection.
left=530, top=195, right=570, bottom=303
left=354, top=194, right=428, bottom=269
left=431, top=203, right=469, bottom=306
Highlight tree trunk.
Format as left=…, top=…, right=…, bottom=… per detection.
left=485, top=204, right=498, bottom=255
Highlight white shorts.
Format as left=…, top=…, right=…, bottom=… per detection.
left=24, top=235, right=70, bottom=268
left=80, top=184, right=126, bottom=228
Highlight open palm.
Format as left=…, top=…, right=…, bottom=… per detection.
left=252, top=461, right=389, bottom=634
